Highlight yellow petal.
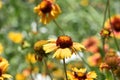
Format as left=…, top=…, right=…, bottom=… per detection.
left=87, top=71, right=97, bottom=79
left=2, top=74, right=12, bottom=79
left=53, top=48, right=72, bottom=59
left=43, top=43, right=57, bottom=53
left=73, top=42, right=86, bottom=51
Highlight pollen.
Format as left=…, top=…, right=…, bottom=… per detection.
left=56, top=35, right=73, bottom=48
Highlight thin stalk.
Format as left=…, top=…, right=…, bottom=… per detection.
left=110, top=70, right=116, bottom=80
left=63, top=58, right=68, bottom=80
left=53, top=19, right=65, bottom=35
left=30, top=63, right=34, bottom=80
left=43, top=58, right=53, bottom=80
left=101, top=0, right=109, bottom=28
left=107, top=0, right=120, bottom=51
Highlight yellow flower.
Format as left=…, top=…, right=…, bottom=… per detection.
left=0, top=1, right=2, bottom=9
left=34, top=0, right=61, bottom=24
left=0, top=43, right=4, bottom=54
left=15, top=73, right=26, bottom=80
left=8, top=32, right=23, bottom=44
left=104, top=15, right=120, bottom=38
left=80, top=0, right=89, bottom=6
left=0, top=57, right=12, bottom=80
left=26, top=53, right=37, bottom=64
left=67, top=67, right=97, bottom=80
left=43, top=35, right=85, bottom=59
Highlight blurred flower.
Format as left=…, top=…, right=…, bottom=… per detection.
left=15, top=73, right=26, bottom=80
left=67, top=67, right=97, bottom=80
left=104, top=15, right=120, bottom=38
left=21, top=41, right=31, bottom=48
left=34, top=0, right=61, bottom=24
left=0, top=1, right=2, bottom=9
left=0, top=43, right=4, bottom=54
left=100, top=63, right=110, bottom=71
left=82, top=37, right=100, bottom=53
left=34, top=40, right=48, bottom=61
left=87, top=53, right=101, bottom=66
left=80, top=0, right=89, bottom=6
left=0, top=57, right=12, bottom=80
left=26, top=53, right=37, bottom=64
left=8, top=32, right=23, bottom=44
left=52, top=69, right=64, bottom=79
left=100, top=28, right=111, bottom=38
left=43, top=35, right=85, bottom=59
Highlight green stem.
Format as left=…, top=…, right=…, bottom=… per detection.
left=43, top=58, right=53, bottom=80
left=30, top=63, right=34, bottom=80
left=107, top=0, right=120, bottom=51
left=53, top=19, right=65, bottom=35
left=63, top=58, right=68, bottom=80
left=110, top=70, right=116, bottom=80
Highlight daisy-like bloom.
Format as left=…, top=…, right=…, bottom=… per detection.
left=87, top=53, right=101, bottom=66
left=0, top=57, right=12, bottom=80
left=26, top=53, right=37, bottom=64
left=0, top=43, right=4, bottom=54
left=104, top=15, right=120, bottom=38
left=82, top=37, right=99, bottom=53
left=34, top=0, right=61, bottom=24
left=8, top=32, right=23, bottom=44
left=43, top=35, right=85, bottom=59
left=67, top=67, right=97, bottom=80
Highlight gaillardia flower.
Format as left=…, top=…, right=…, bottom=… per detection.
left=43, top=35, right=85, bottom=59
left=34, top=0, right=61, bottom=24
left=0, top=57, right=12, bottom=80
left=67, top=67, right=97, bottom=80
left=104, top=15, right=120, bottom=38
left=8, top=32, right=23, bottom=44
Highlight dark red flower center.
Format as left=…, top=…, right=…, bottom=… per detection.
left=111, top=17, right=120, bottom=32
left=56, top=35, right=73, bottom=48
left=40, top=0, right=52, bottom=14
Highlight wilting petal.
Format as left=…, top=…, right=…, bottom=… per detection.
left=43, top=43, right=58, bottom=53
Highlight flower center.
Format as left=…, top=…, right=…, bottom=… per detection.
left=40, top=0, right=52, bottom=14
left=56, top=35, right=73, bottom=48
left=111, top=17, right=120, bottom=32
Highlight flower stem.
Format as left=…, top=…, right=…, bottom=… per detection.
left=107, top=0, right=120, bottom=51
left=110, top=70, right=116, bottom=80
left=53, top=19, right=65, bottom=35
left=43, top=58, right=53, bottom=80
left=63, top=58, right=68, bottom=80
left=30, top=63, right=34, bottom=80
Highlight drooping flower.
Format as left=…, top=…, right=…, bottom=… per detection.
left=67, top=67, right=97, bottom=80
left=0, top=43, right=4, bottom=54
left=34, top=40, right=48, bottom=61
left=34, top=0, right=61, bottom=24
left=8, top=32, right=23, bottom=44
left=104, top=15, right=120, bottom=38
left=0, top=57, right=12, bottom=80
left=43, top=35, right=85, bottom=59
left=82, top=37, right=100, bottom=53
